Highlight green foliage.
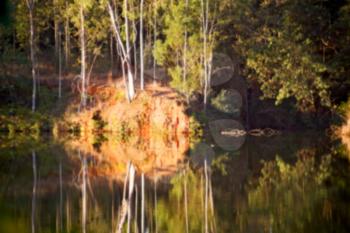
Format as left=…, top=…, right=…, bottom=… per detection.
left=0, top=107, right=51, bottom=135
left=245, top=153, right=336, bottom=233
left=154, top=0, right=203, bottom=98
left=211, top=153, right=230, bottom=176
left=234, top=0, right=332, bottom=110
left=189, top=115, right=203, bottom=145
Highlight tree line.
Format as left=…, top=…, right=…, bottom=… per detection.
left=0, top=0, right=349, bottom=112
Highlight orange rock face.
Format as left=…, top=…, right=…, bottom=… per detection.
left=61, top=83, right=190, bottom=181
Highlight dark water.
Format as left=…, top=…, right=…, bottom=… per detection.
left=0, top=132, right=349, bottom=233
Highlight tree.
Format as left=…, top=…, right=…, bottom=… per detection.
left=26, top=0, right=37, bottom=112
left=66, top=0, right=109, bottom=107
left=106, top=0, right=135, bottom=101
left=154, top=0, right=202, bottom=99
left=140, top=0, right=145, bottom=90
left=233, top=0, right=331, bottom=111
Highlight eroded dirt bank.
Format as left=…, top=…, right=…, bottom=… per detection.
left=55, top=82, right=190, bottom=180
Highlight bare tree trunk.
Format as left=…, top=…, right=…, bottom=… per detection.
left=201, top=0, right=210, bottom=109
left=64, top=0, right=70, bottom=67
left=153, top=1, right=157, bottom=84
left=140, top=0, right=144, bottom=90
left=58, top=29, right=62, bottom=99
left=124, top=0, right=135, bottom=99
left=132, top=19, right=138, bottom=80
left=107, top=0, right=135, bottom=101
left=26, top=0, right=36, bottom=112
left=110, top=33, right=114, bottom=72
left=80, top=6, right=87, bottom=108
left=183, top=0, right=189, bottom=101
left=54, top=0, right=59, bottom=57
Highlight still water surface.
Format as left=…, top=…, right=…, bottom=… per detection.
left=0, top=132, right=349, bottom=233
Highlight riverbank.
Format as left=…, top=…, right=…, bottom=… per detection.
left=340, top=112, right=350, bottom=155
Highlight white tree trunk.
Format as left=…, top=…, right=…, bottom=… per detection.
left=124, top=0, right=135, bottom=99
left=65, top=0, right=70, bottom=67
left=80, top=6, right=87, bottom=108
left=107, top=1, right=135, bottom=101
left=201, top=0, right=210, bottom=108
left=132, top=19, right=137, bottom=80
left=183, top=0, right=189, bottom=100
left=26, top=0, right=36, bottom=112
left=110, top=33, right=114, bottom=72
left=54, top=0, right=59, bottom=57
left=58, top=30, right=62, bottom=99
left=153, top=2, right=157, bottom=83
left=140, top=0, right=144, bottom=90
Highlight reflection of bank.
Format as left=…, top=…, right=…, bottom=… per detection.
left=63, top=131, right=189, bottom=181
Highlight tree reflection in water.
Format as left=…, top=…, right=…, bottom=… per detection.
left=0, top=134, right=349, bottom=233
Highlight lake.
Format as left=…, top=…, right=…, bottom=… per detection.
left=0, top=131, right=349, bottom=233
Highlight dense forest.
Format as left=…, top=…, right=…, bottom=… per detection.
left=0, top=0, right=350, bottom=132
left=1, top=1, right=350, bottom=233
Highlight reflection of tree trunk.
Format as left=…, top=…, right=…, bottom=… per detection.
left=204, top=160, right=208, bottom=233
left=154, top=177, right=158, bottom=233
left=184, top=171, right=189, bottom=233
left=134, top=185, right=138, bottom=233
left=200, top=173, right=204, bottom=233
left=116, top=162, right=135, bottom=233
left=31, top=151, right=37, bottom=233
left=127, top=164, right=136, bottom=233
left=81, top=155, right=87, bottom=233
left=66, top=195, right=71, bottom=232
left=141, top=174, right=145, bottom=233
left=59, top=161, right=63, bottom=231
left=111, top=181, right=115, bottom=231
left=209, top=175, right=216, bottom=233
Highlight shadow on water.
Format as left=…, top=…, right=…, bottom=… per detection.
left=0, top=131, right=349, bottom=233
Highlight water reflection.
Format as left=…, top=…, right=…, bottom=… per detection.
left=0, top=132, right=349, bottom=233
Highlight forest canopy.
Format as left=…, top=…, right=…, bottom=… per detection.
left=0, top=0, right=349, bottom=113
